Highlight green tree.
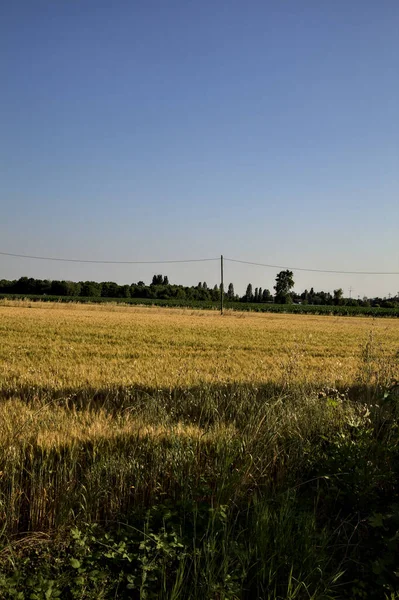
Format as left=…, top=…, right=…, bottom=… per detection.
left=51, top=280, right=81, bottom=296
left=274, top=270, right=294, bottom=304
left=101, top=282, right=119, bottom=297
left=245, top=284, right=253, bottom=302
left=80, top=281, right=101, bottom=297
left=152, top=275, right=163, bottom=286
left=118, top=285, right=131, bottom=298
left=211, top=285, right=219, bottom=301
left=0, top=279, right=13, bottom=293
left=333, top=288, right=343, bottom=305
left=262, top=289, right=272, bottom=302
left=227, top=283, right=235, bottom=300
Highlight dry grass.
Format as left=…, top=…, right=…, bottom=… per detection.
left=0, top=398, right=225, bottom=449
left=1, top=299, right=398, bottom=396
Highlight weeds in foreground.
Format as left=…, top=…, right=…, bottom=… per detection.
left=1, top=378, right=399, bottom=598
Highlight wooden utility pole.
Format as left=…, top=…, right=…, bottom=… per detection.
left=220, top=255, right=224, bottom=315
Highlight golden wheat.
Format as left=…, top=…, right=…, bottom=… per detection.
left=0, top=300, right=397, bottom=537
left=1, top=300, right=398, bottom=395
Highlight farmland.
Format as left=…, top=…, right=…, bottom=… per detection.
left=1, top=299, right=399, bottom=394
left=1, top=299, right=399, bottom=598
left=1, top=292, right=399, bottom=317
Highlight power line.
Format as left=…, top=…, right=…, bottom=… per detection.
left=0, top=251, right=219, bottom=265
left=0, top=250, right=398, bottom=275
left=225, top=258, right=399, bottom=276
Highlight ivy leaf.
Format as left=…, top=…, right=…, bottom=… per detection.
left=369, top=513, right=384, bottom=528
left=70, top=558, right=81, bottom=569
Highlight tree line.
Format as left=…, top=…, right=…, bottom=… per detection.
left=0, top=271, right=397, bottom=308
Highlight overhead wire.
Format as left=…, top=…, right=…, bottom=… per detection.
left=0, top=251, right=398, bottom=275
left=0, top=251, right=219, bottom=265
left=224, top=257, right=399, bottom=276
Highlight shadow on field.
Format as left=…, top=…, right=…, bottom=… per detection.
left=0, top=379, right=387, bottom=420
left=2, top=376, right=399, bottom=599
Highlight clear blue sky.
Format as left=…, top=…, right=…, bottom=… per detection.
left=1, top=0, right=398, bottom=297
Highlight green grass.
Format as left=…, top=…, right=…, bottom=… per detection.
left=1, top=380, right=399, bottom=598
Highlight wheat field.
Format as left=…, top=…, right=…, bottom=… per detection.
left=1, top=300, right=399, bottom=598
left=1, top=299, right=398, bottom=397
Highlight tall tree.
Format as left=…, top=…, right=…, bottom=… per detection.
left=163, top=276, right=169, bottom=285
left=333, top=288, right=343, bottom=305
left=274, top=270, right=294, bottom=304
left=245, top=283, right=253, bottom=302
left=227, top=283, right=235, bottom=300
left=262, top=289, right=272, bottom=302
left=152, top=274, right=163, bottom=285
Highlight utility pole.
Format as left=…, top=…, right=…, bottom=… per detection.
left=220, top=255, right=224, bottom=315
